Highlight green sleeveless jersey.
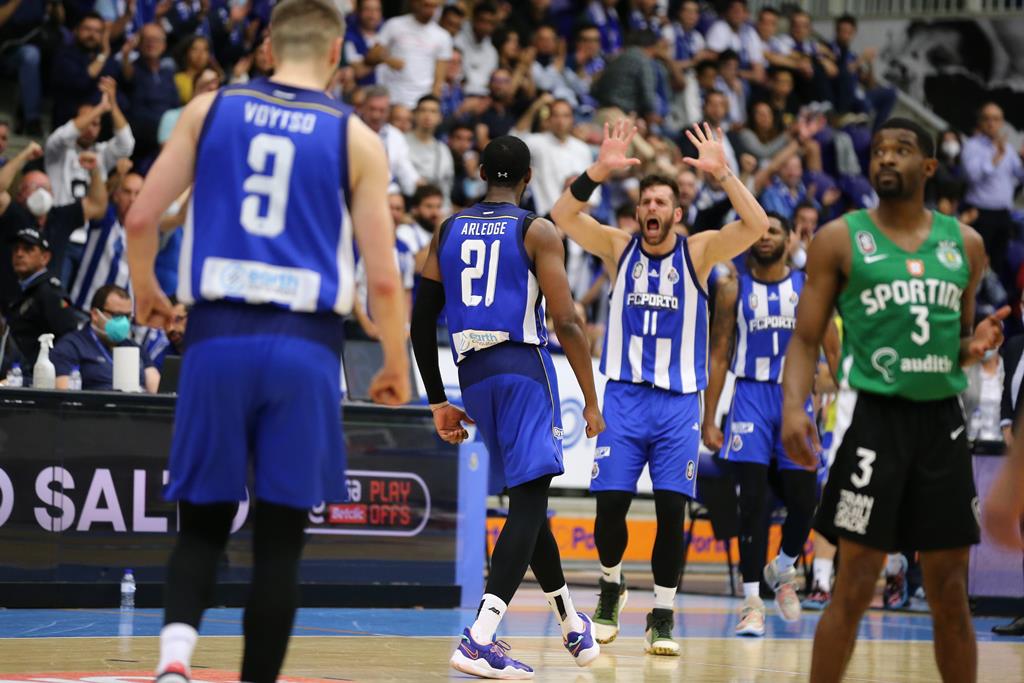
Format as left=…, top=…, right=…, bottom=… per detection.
left=837, top=210, right=968, bottom=400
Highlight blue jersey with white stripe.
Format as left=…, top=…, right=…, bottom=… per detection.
left=438, top=201, right=546, bottom=364
left=601, top=235, right=708, bottom=394
left=71, top=207, right=130, bottom=311
left=181, top=79, right=355, bottom=315
left=731, top=269, right=804, bottom=382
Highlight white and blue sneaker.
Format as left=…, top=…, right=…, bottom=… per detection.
left=563, top=612, right=600, bottom=666
left=450, top=628, right=534, bottom=680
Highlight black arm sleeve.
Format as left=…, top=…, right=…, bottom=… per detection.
left=410, top=277, right=447, bottom=405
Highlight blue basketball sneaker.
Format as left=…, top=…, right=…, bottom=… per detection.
left=449, top=628, right=534, bottom=680
left=563, top=612, right=600, bottom=666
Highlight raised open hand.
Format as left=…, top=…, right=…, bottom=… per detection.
left=682, top=122, right=728, bottom=179
left=595, top=118, right=641, bottom=179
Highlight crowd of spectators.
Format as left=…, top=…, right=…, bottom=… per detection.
left=0, top=0, right=1021, bottom=402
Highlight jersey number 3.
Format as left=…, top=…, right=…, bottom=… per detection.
left=240, top=134, right=295, bottom=238
left=461, top=239, right=500, bottom=307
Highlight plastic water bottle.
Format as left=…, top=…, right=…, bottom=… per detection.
left=68, top=366, right=82, bottom=391
left=5, top=363, right=23, bottom=387
left=120, top=569, right=136, bottom=609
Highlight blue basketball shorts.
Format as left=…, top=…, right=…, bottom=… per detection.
left=165, top=307, right=346, bottom=510
left=459, top=343, right=564, bottom=491
left=721, top=379, right=815, bottom=471
left=590, top=380, right=701, bottom=497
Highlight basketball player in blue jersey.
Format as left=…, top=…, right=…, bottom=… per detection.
left=702, top=212, right=827, bottom=637
left=124, top=1, right=410, bottom=681
left=411, top=135, right=605, bottom=680
left=551, top=120, right=769, bottom=654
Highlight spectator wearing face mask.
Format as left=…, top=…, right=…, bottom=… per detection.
left=45, top=76, right=135, bottom=208
left=52, top=284, right=159, bottom=392
left=0, top=144, right=109, bottom=305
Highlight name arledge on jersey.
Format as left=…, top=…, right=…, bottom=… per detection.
left=244, top=102, right=317, bottom=134
left=460, top=220, right=510, bottom=236
left=858, top=278, right=962, bottom=316
left=626, top=292, right=678, bottom=310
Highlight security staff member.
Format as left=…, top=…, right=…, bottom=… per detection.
left=6, top=228, right=80, bottom=365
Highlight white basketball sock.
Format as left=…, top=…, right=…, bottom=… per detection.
left=470, top=594, right=507, bottom=644
left=743, top=582, right=760, bottom=600
left=600, top=563, right=622, bottom=585
left=774, top=551, right=798, bottom=572
left=813, top=557, right=833, bottom=590
left=653, top=584, right=677, bottom=611
left=157, top=623, right=197, bottom=674
left=544, top=585, right=585, bottom=637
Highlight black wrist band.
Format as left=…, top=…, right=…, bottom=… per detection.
left=570, top=170, right=600, bottom=202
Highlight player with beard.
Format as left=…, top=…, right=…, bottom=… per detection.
left=703, top=212, right=823, bottom=637
left=782, top=118, right=1009, bottom=683
left=551, top=120, right=769, bottom=654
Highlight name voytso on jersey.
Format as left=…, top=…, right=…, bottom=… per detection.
left=732, top=271, right=803, bottom=383
left=182, top=79, right=356, bottom=315
left=601, top=235, right=708, bottom=394
left=438, top=202, right=546, bottom=363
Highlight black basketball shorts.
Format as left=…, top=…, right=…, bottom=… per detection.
left=815, top=390, right=980, bottom=553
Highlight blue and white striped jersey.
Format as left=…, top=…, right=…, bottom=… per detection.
left=438, top=201, right=546, bottom=364
left=71, top=208, right=130, bottom=311
left=180, top=78, right=355, bottom=315
left=731, top=269, right=804, bottom=382
left=601, top=235, right=708, bottom=394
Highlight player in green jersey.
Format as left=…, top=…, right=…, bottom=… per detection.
left=781, top=118, right=1009, bottom=683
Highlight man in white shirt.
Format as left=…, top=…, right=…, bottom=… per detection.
left=405, top=95, right=454, bottom=204
left=357, top=85, right=422, bottom=196
left=512, top=95, right=598, bottom=217
left=45, top=76, right=135, bottom=207
left=705, top=0, right=765, bottom=83
left=454, top=2, right=499, bottom=96
left=376, top=0, right=453, bottom=109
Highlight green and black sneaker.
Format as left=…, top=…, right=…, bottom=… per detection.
left=644, top=608, right=679, bottom=656
left=592, top=578, right=628, bottom=644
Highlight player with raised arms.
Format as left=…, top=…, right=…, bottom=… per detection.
left=550, top=120, right=769, bottom=654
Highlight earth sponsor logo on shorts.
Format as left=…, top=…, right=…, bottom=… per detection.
left=685, top=460, right=696, bottom=480
left=592, top=462, right=600, bottom=479
left=731, top=434, right=743, bottom=452
left=834, top=489, right=875, bottom=535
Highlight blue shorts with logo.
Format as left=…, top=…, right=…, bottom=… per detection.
left=722, top=378, right=814, bottom=471
left=165, top=304, right=347, bottom=509
left=459, top=343, right=564, bottom=491
left=590, top=380, right=701, bottom=497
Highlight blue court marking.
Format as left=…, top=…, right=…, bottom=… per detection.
left=0, top=596, right=1014, bottom=643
